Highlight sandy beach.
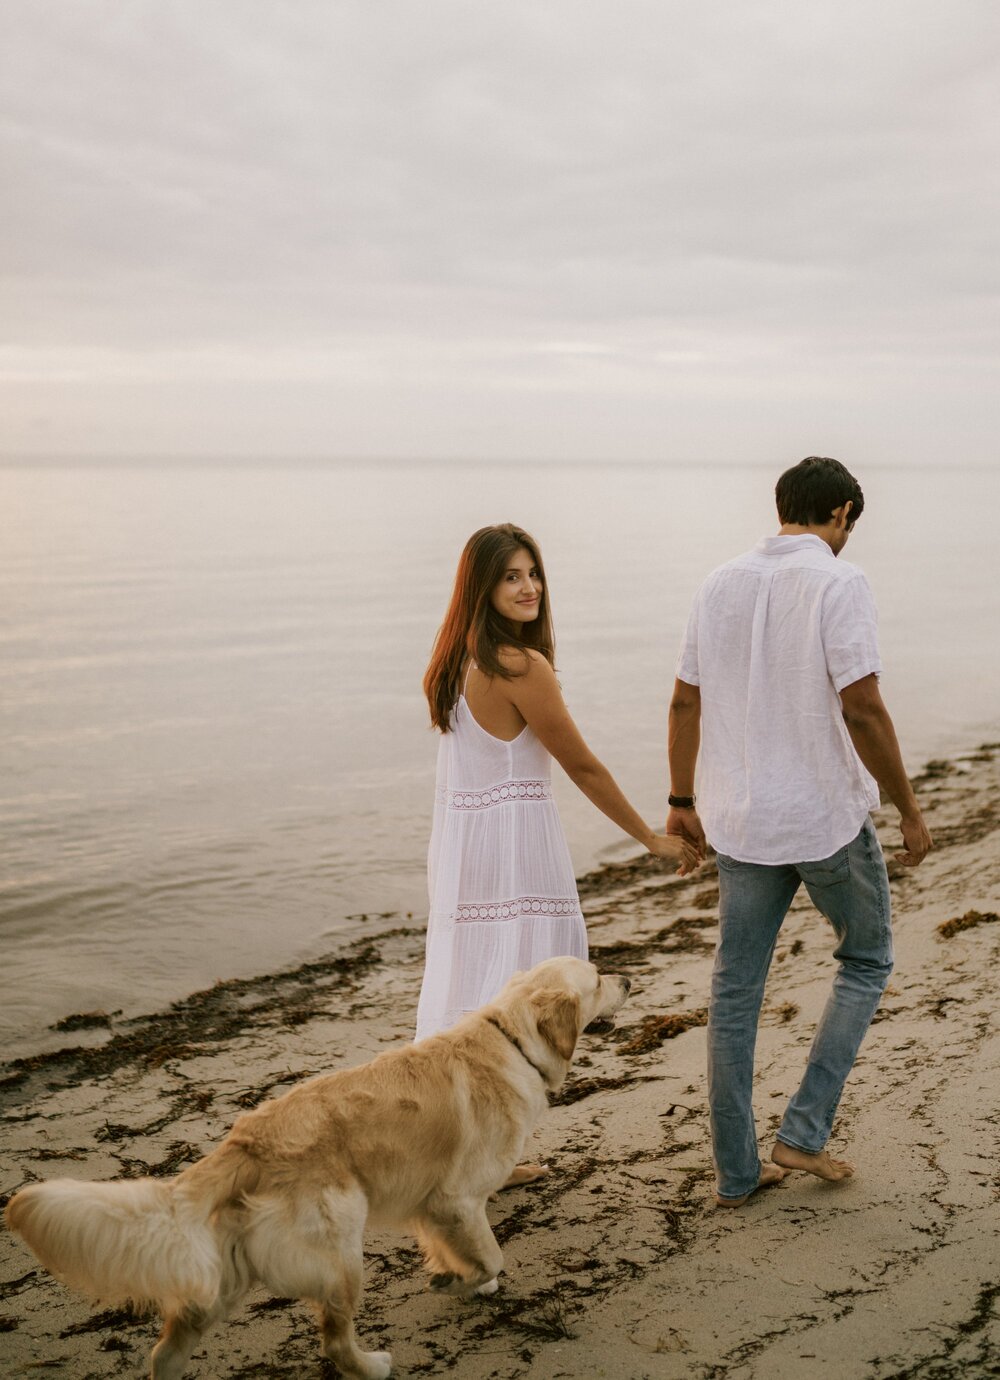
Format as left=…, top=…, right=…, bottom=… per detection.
left=1, top=745, right=997, bottom=1379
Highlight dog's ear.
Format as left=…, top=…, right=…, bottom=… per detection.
left=533, top=991, right=581, bottom=1062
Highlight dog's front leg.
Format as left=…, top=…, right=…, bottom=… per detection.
left=421, top=1200, right=504, bottom=1298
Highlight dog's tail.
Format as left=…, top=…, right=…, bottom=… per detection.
left=5, top=1141, right=255, bottom=1313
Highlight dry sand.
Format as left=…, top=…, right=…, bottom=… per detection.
left=1, top=746, right=998, bottom=1379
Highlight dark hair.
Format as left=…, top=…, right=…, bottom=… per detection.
left=423, top=524, right=555, bottom=732
left=775, top=456, right=864, bottom=527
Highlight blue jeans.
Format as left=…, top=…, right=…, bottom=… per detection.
left=709, top=818, right=892, bottom=1201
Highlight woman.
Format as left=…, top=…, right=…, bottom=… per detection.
left=416, top=524, right=699, bottom=1057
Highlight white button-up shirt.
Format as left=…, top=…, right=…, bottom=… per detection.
left=676, top=534, right=882, bottom=864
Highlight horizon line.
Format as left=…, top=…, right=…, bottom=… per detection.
left=1, top=453, right=995, bottom=472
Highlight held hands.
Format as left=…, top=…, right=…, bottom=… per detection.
left=895, top=811, right=933, bottom=867
left=648, top=830, right=703, bottom=875
left=666, top=805, right=707, bottom=868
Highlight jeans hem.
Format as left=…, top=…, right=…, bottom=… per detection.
left=775, top=1134, right=823, bottom=1155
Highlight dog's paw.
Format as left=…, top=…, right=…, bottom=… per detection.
left=430, top=1270, right=496, bottom=1299
left=359, top=1350, right=392, bottom=1380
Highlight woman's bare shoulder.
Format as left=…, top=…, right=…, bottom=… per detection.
left=496, top=644, right=550, bottom=673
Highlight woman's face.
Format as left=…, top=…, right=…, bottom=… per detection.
left=490, top=546, right=543, bottom=626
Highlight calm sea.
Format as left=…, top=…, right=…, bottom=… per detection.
left=3, top=460, right=998, bottom=1057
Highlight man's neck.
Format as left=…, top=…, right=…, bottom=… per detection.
left=776, top=500, right=853, bottom=557
left=777, top=522, right=838, bottom=554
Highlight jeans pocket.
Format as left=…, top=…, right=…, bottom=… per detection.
left=801, top=846, right=851, bottom=888
left=715, top=852, right=746, bottom=876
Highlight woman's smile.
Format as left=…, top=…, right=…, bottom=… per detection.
left=491, top=546, right=543, bottom=624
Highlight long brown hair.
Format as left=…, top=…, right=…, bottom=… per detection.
left=424, top=523, right=555, bottom=732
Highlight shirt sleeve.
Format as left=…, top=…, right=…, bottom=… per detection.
left=822, top=571, right=882, bottom=692
left=675, top=590, right=701, bottom=686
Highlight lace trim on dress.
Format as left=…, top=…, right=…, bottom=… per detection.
left=453, top=896, right=580, bottom=923
left=440, top=780, right=552, bottom=810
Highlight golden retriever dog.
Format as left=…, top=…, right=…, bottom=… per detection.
left=6, top=956, right=629, bottom=1379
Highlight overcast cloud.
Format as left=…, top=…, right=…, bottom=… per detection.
left=2, top=0, right=998, bottom=463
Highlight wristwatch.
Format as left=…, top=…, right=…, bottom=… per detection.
left=668, top=794, right=697, bottom=809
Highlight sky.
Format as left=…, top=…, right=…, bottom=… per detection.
left=2, top=0, right=999, bottom=465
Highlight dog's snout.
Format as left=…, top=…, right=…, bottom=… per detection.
left=621, top=976, right=632, bottom=994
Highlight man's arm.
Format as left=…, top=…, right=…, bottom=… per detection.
left=839, top=673, right=932, bottom=866
left=666, top=678, right=706, bottom=854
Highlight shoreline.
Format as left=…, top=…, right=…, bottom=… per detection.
left=1, top=743, right=998, bottom=1377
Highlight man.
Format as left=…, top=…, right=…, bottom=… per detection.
left=667, top=456, right=932, bottom=1207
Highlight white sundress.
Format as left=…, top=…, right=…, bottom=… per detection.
left=415, top=682, right=589, bottom=1040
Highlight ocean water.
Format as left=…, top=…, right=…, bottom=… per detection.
left=2, top=459, right=998, bottom=1057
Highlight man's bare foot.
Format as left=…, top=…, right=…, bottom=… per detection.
left=714, top=1161, right=786, bottom=1207
left=500, top=1162, right=549, bottom=1190
left=771, top=1142, right=854, bottom=1181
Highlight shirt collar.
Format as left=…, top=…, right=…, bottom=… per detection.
left=755, top=534, right=833, bottom=557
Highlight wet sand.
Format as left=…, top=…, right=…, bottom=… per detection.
left=1, top=745, right=998, bottom=1378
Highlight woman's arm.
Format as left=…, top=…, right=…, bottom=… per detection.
left=502, top=651, right=700, bottom=869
